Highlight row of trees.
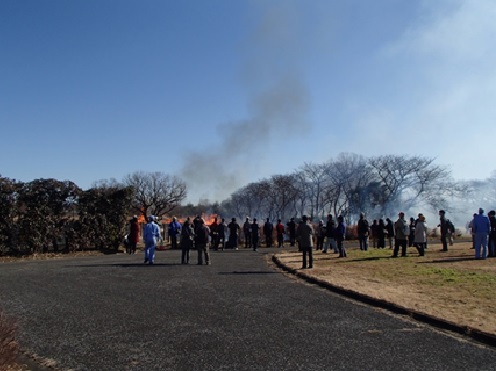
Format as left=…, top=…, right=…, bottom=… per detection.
left=0, top=172, right=187, bottom=255
left=220, top=153, right=462, bottom=223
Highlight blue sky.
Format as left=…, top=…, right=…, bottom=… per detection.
left=1, top=0, right=495, bottom=203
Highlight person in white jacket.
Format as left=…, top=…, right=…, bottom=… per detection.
left=414, top=214, right=427, bottom=256
left=143, top=215, right=161, bottom=265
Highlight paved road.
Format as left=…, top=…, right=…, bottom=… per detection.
left=1, top=248, right=495, bottom=371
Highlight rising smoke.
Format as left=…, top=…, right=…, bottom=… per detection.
left=181, top=4, right=311, bottom=203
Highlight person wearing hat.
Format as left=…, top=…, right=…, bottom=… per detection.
left=143, top=215, right=161, bottom=265
left=473, top=208, right=490, bottom=260
left=297, top=215, right=314, bottom=268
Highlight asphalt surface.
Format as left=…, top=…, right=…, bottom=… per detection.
left=1, top=248, right=496, bottom=371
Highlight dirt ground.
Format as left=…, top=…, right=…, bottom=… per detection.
left=275, top=240, right=496, bottom=336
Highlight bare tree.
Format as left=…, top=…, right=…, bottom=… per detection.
left=123, top=171, right=187, bottom=219
left=368, top=155, right=452, bottom=216
left=269, top=174, right=300, bottom=221
left=300, top=162, right=330, bottom=218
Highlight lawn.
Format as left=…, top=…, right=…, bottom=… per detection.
left=274, top=239, right=496, bottom=336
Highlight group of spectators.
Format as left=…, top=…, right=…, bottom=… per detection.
left=129, top=207, right=496, bottom=267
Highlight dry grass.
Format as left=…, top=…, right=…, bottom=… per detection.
left=276, top=239, right=496, bottom=335
left=0, top=312, right=19, bottom=370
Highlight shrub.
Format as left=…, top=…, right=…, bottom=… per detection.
left=0, top=311, right=18, bottom=368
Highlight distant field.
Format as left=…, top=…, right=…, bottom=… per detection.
left=275, top=239, right=496, bottom=336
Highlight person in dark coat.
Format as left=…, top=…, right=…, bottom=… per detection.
left=180, top=218, right=195, bottom=264
left=297, top=215, right=314, bottom=268
left=251, top=218, right=260, bottom=251
left=128, top=216, right=140, bottom=255
left=357, top=213, right=369, bottom=251
left=264, top=218, right=274, bottom=248
left=377, top=219, right=386, bottom=249
left=287, top=218, right=296, bottom=247
left=228, top=218, right=240, bottom=250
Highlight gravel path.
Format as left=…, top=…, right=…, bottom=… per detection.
left=1, top=248, right=495, bottom=370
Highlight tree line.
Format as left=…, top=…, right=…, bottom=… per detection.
left=1, top=153, right=476, bottom=255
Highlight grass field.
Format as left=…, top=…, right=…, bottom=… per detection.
left=275, top=238, right=496, bottom=336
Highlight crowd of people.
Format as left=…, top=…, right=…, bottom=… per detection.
left=126, top=207, right=496, bottom=267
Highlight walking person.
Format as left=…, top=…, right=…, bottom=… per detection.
left=357, top=212, right=369, bottom=251
left=473, top=208, right=490, bottom=260
left=392, top=212, right=408, bottom=257
left=275, top=219, right=285, bottom=248
left=414, top=213, right=427, bottom=256
left=128, top=216, right=140, bottom=255
left=251, top=218, right=260, bottom=251
left=297, top=215, right=314, bottom=269
left=195, top=218, right=211, bottom=265
left=143, top=215, right=161, bottom=265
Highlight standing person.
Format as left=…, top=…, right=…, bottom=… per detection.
left=297, top=215, right=314, bottom=269
left=473, top=208, right=490, bottom=260
left=180, top=218, right=194, bottom=264
left=323, top=214, right=335, bottom=254
left=264, top=218, right=274, bottom=248
left=128, top=216, right=140, bottom=255
left=371, top=220, right=378, bottom=248
left=287, top=218, right=296, bottom=247
left=316, top=220, right=325, bottom=250
left=408, top=217, right=416, bottom=247
left=468, top=214, right=476, bottom=249
left=386, top=218, right=395, bottom=249
left=275, top=219, right=285, bottom=248
left=228, top=218, right=240, bottom=250
left=251, top=218, right=260, bottom=251
left=168, top=217, right=182, bottom=250
left=414, top=213, right=427, bottom=256
left=377, top=219, right=386, bottom=249
left=335, top=215, right=346, bottom=257
left=393, top=212, right=408, bottom=258
left=143, top=215, right=161, bottom=265
left=488, top=210, right=496, bottom=258
left=357, top=213, right=369, bottom=251
left=194, top=218, right=211, bottom=265
left=243, top=217, right=252, bottom=249
left=217, top=218, right=227, bottom=251
left=446, top=219, right=455, bottom=246
left=210, top=217, right=219, bottom=251
left=438, top=210, right=449, bottom=252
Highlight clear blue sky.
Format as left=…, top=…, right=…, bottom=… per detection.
left=1, top=0, right=495, bottom=203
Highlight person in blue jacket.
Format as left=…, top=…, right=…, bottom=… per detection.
left=473, top=208, right=490, bottom=260
left=143, top=215, right=161, bottom=265
left=168, top=217, right=182, bottom=249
